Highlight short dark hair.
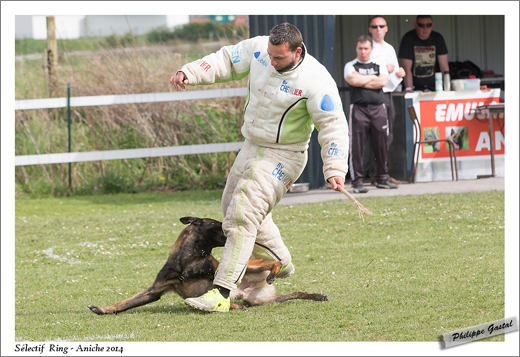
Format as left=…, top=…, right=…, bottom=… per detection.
left=416, top=15, right=433, bottom=22
left=357, top=35, right=373, bottom=46
left=369, top=15, right=386, bottom=23
left=269, top=23, right=303, bottom=52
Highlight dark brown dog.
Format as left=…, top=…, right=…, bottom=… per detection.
left=88, top=216, right=328, bottom=314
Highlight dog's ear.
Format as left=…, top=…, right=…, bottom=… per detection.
left=179, top=217, right=201, bottom=226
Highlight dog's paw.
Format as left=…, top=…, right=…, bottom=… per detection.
left=88, top=305, right=107, bottom=315
left=266, top=273, right=277, bottom=285
left=230, top=302, right=248, bottom=311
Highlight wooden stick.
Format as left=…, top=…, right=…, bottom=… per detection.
left=339, top=187, right=373, bottom=222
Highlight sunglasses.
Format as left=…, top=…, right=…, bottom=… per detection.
left=370, top=25, right=386, bottom=29
left=417, top=23, right=433, bottom=28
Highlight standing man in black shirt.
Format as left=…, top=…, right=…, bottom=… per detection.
left=398, top=15, right=449, bottom=92
left=344, top=35, right=397, bottom=193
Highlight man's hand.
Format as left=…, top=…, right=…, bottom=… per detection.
left=396, top=67, right=406, bottom=78
left=328, top=176, right=345, bottom=192
left=170, top=71, right=189, bottom=91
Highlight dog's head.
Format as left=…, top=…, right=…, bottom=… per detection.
left=424, top=130, right=438, bottom=141
left=179, top=216, right=227, bottom=248
left=424, top=130, right=440, bottom=152
left=450, top=128, right=465, bottom=149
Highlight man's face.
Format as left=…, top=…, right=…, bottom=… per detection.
left=414, top=17, right=434, bottom=40
left=356, top=40, right=372, bottom=62
left=267, top=42, right=302, bottom=72
left=369, top=17, right=388, bottom=43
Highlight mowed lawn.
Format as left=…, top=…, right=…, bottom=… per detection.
left=13, top=189, right=506, bottom=342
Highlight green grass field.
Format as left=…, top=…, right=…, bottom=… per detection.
left=13, top=189, right=506, bottom=343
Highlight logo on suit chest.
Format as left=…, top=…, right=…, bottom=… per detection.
left=280, top=80, right=302, bottom=96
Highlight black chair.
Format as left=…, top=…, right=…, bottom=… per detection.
left=407, top=106, right=458, bottom=183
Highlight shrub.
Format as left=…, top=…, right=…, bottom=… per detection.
left=146, top=21, right=249, bottom=43
left=146, top=26, right=176, bottom=44
left=104, top=32, right=137, bottom=48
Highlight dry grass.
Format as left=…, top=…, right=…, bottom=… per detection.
left=15, top=37, right=249, bottom=196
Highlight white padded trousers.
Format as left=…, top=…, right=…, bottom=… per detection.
left=214, top=140, right=308, bottom=291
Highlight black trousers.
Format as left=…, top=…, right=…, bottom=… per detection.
left=363, top=92, right=395, bottom=179
left=349, top=103, right=389, bottom=187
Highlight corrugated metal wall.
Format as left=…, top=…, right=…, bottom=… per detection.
left=249, top=15, right=327, bottom=62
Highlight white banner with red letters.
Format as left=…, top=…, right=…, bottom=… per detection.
left=408, top=89, right=504, bottom=181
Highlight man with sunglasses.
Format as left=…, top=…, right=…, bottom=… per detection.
left=366, top=15, right=406, bottom=186
left=398, top=15, right=449, bottom=92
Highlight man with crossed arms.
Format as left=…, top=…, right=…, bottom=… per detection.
left=345, top=35, right=396, bottom=193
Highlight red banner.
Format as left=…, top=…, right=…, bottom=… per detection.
left=418, top=96, right=505, bottom=158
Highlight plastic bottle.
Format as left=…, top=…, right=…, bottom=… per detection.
left=435, top=72, right=443, bottom=92
left=443, top=71, right=451, bottom=91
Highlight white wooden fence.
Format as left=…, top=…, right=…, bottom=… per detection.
left=15, top=87, right=248, bottom=166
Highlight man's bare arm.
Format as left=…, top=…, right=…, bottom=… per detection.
left=400, top=58, right=413, bottom=90
left=438, top=54, right=450, bottom=74
left=362, top=74, right=388, bottom=90
left=346, top=71, right=377, bottom=88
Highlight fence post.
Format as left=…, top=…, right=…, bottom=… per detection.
left=67, top=83, right=71, bottom=191
left=46, top=17, right=58, bottom=97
